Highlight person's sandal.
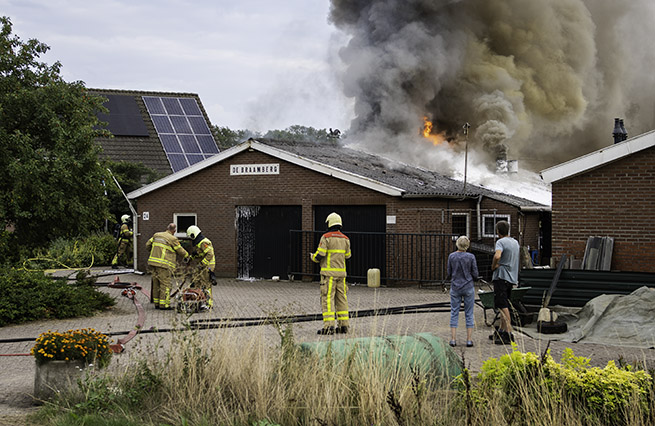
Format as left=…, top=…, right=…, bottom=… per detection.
left=466, top=341, right=474, bottom=347
left=449, top=340, right=456, bottom=347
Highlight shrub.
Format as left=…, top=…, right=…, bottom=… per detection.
left=0, top=268, right=115, bottom=326
left=28, top=232, right=118, bottom=270
left=31, top=328, right=113, bottom=368
left=473, top=345, right=654, bottom=425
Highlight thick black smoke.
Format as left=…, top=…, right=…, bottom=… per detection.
left=329, top=0, right=655, bottom=173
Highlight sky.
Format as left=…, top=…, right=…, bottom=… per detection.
left=11, top=1, right=652, bottom=207
left=1, top=0, right=354, bottom=133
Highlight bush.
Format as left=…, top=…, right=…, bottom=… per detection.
left=27, top=232, right=117, bottom=269
left=0, top=268, right=115, bottom=326
left=473, top=345, right=654, bottom=425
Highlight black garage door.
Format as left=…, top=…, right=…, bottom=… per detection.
left=236, top=206, right=302, bottom=279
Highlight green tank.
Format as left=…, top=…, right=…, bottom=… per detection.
left=299, top=332, right=463, bottom=385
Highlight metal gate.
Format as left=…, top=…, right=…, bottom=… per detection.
left=289, top=231, right=459, bottom=285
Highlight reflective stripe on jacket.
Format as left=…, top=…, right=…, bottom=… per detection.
left=311, top=231, right=351, bottom=277
left=195, top=237, right=215, bottom=271
left=146, top=231, right=188, bottom=270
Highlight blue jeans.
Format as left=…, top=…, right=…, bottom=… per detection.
left=450, top=285, right=475, bottom=328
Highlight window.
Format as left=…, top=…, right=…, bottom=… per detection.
left=482, top=214, right=510, bottom=238
left=451, top=213, right=469, bottom=237
left=173, top=213, right=197, bottom=237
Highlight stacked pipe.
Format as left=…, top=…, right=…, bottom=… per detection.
left=612, top=118, right=628, bottom=144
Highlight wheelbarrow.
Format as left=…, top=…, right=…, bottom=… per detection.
left=476, top=285, right=533, bottom=327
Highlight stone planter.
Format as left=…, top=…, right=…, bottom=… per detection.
left=33, top=360, right=89, bottom=401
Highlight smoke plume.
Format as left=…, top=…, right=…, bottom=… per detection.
left=329, top=0, right=655, bottom=175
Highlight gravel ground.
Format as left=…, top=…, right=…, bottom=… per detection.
left=1, top=270, right=654, bottom=425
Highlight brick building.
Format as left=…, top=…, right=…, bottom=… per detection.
left=128, top=138, right=549, bottom=284
left=541, top=130, right=655, bottom=272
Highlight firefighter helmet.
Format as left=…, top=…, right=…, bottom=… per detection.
left=325, top=212, right=342, bottom=228
left=186, top=225, right=201, bottom=239
left=121, top=214, right=130, bottom=224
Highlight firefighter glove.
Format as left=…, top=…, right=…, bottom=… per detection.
left=209, top=270, right=217, bottom=286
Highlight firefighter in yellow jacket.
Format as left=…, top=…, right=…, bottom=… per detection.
left=111, top=214, right=133, bottom=268
left=311, top=212, right=352, bottom=335
left=186, top=225, right=216, bottom=310
left=146, top=223, right=189, bottom=310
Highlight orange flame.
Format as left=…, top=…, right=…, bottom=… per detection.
left=422, top=116, right=446, bottom=145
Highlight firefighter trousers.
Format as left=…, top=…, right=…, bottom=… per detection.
left=151, top=266, right=173, bottom=308
left=320, top=275, right=349, bottom=328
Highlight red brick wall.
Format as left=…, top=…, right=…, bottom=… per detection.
left=134, top=149, right=539, bottom=276
left=551, top=145, right=655, bottom=272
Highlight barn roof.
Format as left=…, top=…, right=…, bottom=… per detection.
left=540, top=129, right=655, bottom=183
left=128, top=138, right=547, bottom=209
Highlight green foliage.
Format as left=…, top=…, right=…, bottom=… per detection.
left=262, top=124, right=341, bottom=143
left=0, top=268, right=115, bottom=326
left=27, top=233, right=117, bottom=269
left=211, top=124, right=343, bottom=150
left=0, top=16, right=110, bottom=250
left=474, top=346, right=654, bottom=425
left=70, top=361, right=162, bottom=416
left=0, top=229, right=28, bottom=266
left=212, top=125, right=253, bottom=149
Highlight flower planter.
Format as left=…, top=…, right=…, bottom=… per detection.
left=33, top=360, right=89, bottom=401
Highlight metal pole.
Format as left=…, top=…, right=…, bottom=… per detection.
left=107, top=168, right=140, bottom=273
left=462, top=122, right=470, bottom=194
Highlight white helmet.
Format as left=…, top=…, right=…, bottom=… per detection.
left=121, top=214, right=130, bottom=224
left=325, top=212, right=342, bottom=228
left=187, top=225, right=201, bottom=239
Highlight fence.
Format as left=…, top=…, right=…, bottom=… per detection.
left=289, top=230, right=494, bottom=286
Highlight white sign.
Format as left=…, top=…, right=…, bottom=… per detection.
left=142, top=212, right=149, bottom=221
left=386, top=215, right=396, bottom=224
left=230, top=163, right=280, bottom=176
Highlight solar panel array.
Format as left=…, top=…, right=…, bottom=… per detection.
left=143, top=96, right=219, bottom=172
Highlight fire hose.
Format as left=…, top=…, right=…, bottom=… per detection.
left=106, top=276, right=151, bottom=353
left=0, top=301, right=454, bottom=351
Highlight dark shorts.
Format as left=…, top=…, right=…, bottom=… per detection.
left=493, top=279, right=513, bottom=309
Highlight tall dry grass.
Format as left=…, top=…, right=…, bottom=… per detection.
left=37, top=321, right=655, bottom=426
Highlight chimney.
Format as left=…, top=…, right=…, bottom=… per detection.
left=612, top=118, right=623, bottom=144
left=619, top=119, right=628, bottom=141
left=495, top=144, right=508, bottom=173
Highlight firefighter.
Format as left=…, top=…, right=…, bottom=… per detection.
left=146, top=223, right=189, bottom=310
left=111, top=214, right=133, bottom=269
left=311, top=212, right=352, bottom=335
left=186, top=225, right=216, bottom=311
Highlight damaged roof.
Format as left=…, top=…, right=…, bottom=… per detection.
left=128, top=137, right=547, bottom=209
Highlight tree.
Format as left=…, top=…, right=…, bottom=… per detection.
left=0, top=17, right=110, bottom=249
left=212, top=125, right=253, bottom=149
left=262, top=125, right=341, bottom=143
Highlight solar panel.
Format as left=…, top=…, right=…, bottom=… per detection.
left=97, top=94, right=149, bottom=137
left=143, top=96, right=220, bottom=172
